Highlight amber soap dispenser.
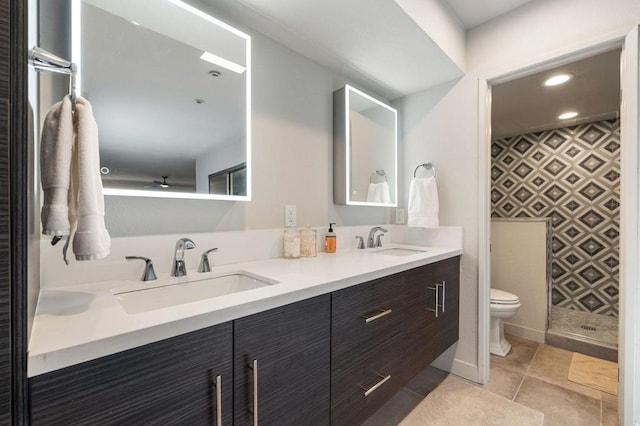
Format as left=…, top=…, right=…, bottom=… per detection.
left=324, top=223, right=337, bottom=253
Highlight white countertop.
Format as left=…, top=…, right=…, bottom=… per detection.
left=28, top=244, right=462, bottom=377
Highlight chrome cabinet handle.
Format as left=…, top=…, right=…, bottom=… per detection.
left=212, top=374, right=222, bottom=426
left=427, top=281, right=446, bottom=317
left=427, top=285, right=439, bottom=318
left=362, top=308, right=392, bottom=323
left=361, top=373, right=391, bottom=397
left=248, top=359, right=258, bottom=426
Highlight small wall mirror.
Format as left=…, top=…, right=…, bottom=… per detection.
left=333, top=85, right=397, bottom=206
left=72, top=0, right=251, bottom=200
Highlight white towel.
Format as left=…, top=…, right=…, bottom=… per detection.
left=71, top=96, right=111, bottom=261
left=407, top=176, right=439, bottom=228
left=367, top=182, right=392, bottom=203
left=40, top=96, right=73, bottom=236
left=40, top=95, right=111, bottom=263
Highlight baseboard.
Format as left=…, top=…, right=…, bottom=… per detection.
left=432, top=351, right=479, bottom=383
left=504, top=322, right=545, bottom=343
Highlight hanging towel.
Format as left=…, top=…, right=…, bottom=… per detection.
left=407, top=176, right=439, bottom=228
left=40, top=96, right=74, bottom=236
left=40, top=95, right=111, bottom=263
left=367, top=181, right=392, bottom=203
left=70, top=96, right=111, bottom=261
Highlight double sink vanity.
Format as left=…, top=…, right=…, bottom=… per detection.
left=29, top=2, right=461, bottom=424
left=28, top=235, right=461, bottom=425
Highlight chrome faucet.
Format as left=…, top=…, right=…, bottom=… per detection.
left=198, top=248, right=218, bottom=273
left=367, top=226, right=388, bottom=248
left=172, top=238, right=196, bottom=277
left=126, top=256, right=157, bottom=281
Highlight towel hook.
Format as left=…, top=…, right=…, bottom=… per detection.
left=370, top=169, right=387, bottom=184
left=413, top=163, right=436, bottom=178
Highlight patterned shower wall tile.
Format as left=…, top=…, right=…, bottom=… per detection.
left=492, top=119, right=620, bottom=317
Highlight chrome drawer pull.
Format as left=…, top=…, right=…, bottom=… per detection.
left=440, top=280, right=446, bottom=312
left=362, top=308, right=392, bottom=323
left=362, top=373, right=392, bottom=397
left=248, top=359, right=258, bottom=425
left=427, top=285, right=439, bottom=318
left=212, top=375, right=222, bottom=426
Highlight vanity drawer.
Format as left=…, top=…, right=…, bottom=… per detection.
left=331, top=334, right=404, bottom=426
left=331, top=273, right=405, bottom=370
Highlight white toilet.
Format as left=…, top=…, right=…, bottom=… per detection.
left=490, top=288, right=521, bottom=357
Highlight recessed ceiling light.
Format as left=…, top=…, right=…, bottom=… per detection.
left=200, top=51, right=246, bottom=74
left=558, top=111, right=578, bottom=119
left=209, top=70, right=221, bottom=77
left=194, top=99, right=205, bottom=104
left=100, top=166, right=110, bottom=175
left=544, top=73, right=573, bottom=86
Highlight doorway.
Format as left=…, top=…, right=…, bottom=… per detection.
left=490, top=49, right=621, bottom=360
left=478, top=27, right=639, bottom=425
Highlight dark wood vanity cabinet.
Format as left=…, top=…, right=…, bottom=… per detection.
left=233, top=294, right=331, bottom=426
left=403, top=256, right=461, bottom=380
left=332, top=256, right=461, bottom=425
left=28, top=257, right=459, bottom=426
left=30, top=322, right=234, bottom=425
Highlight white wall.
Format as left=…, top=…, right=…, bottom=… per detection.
left=395, top=0, right=640, bottom=385
left=394, top=0, right=466, bottom=71
left=394, top=76, right=479, bottom=377
left=491, top=219, right=548, bottom=343
left=467, top=0, right=640, bottom=76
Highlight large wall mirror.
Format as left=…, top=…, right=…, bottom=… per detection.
left=333, top=85, right=397, bottom=206
left=72, top=0, right=251, bottom=200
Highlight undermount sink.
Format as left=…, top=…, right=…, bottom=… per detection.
left=375, top=247, right=429, bottom=256
left=112, top=271, right=278, bottom=314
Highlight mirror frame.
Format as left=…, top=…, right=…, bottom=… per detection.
left=333, top=84, right=398, bottom=206
left=71, top=0, right=252, bottom=201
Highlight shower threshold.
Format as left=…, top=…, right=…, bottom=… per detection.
left=546, top=329, right=617, bottom=362
left=546, top=306, right=618, bottom=361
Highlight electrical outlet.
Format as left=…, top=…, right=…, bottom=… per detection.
left=395, top=208, right=405, bottom=224
left=285, top=205, right=297, bottom=227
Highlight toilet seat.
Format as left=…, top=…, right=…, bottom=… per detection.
left=490, top=288, right=520, bottom=305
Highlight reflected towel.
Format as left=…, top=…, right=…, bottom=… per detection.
left=367, top=182, right=392, bottom=203
left=408, top=176, right=439, bottom=228
left=71, top=97, right=111, bottom=261
left=40, top=96, right=74, bottom=236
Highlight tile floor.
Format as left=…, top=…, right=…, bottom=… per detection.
left=365, top=335, right=619, bottom=425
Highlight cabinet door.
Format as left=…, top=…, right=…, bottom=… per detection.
left=30, top=322, right=233, bottom=426
left=234, top=295, right=331, bottom=426
left=403, top=262, right=438, bottom=379
left=402, top=256, right=461, bottom=380
left=432, top=256, right=461, bottom=355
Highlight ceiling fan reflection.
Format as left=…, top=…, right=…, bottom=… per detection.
left=144, top=176, right=193, bottom=189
